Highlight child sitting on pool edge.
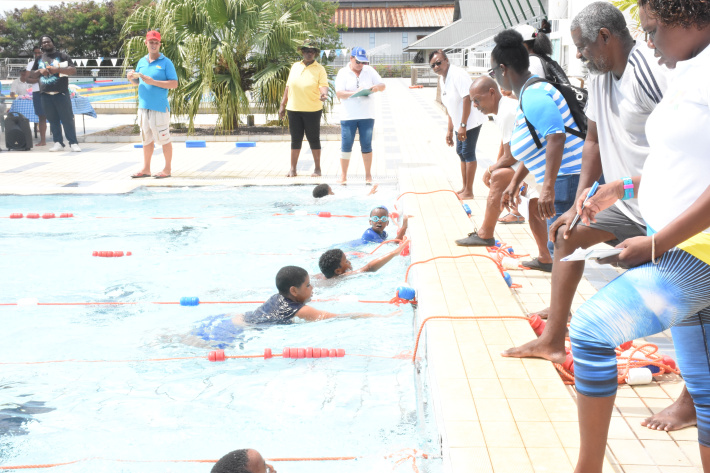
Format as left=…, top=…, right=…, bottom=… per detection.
left=187, top=266, right=401, bottom=347
left=362, top=206, right=408, bottom=243
left=312, top=183, right=378, bottom=198
left=317, top=240, right=409, bottom=279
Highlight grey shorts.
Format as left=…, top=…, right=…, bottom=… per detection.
left=581, top=204, right=646, bottom=246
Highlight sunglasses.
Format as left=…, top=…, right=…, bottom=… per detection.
left=430, top=60, right=442, bottom=69
left=355, top=60, right=368, bottom=65
left=488, top=64, right=503, bottom=78
left=370, top=216, right=389, bottom=223
left=302, top=48, right=317, bottom=54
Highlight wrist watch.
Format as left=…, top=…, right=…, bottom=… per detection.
left=459, top=122, right=466, bottom=128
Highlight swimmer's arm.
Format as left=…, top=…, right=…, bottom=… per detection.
left=296, top=306, right=402, bottom=321
left=367, top=184, right=379, bottom=195
left=360, top=240, right=408, bottom=273
left=394, top=215, right=408, bottom=241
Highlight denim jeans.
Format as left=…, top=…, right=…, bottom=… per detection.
left=455, top=125, right=481, bottom=162
left=41, top=93, right=78, bottom=146
left=546, top=173, right=581, bottom=257
left=341, top=119, right=375, bottom=153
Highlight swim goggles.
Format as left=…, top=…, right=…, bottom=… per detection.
left=370, top=216, right=389, bottom=223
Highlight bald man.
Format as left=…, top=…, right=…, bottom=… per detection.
left=212, top=449, right=275, bottom=473
left=455, top=77, right=552, bottom=267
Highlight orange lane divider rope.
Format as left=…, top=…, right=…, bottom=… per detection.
left=0, top=449, right=433, bottom=471
left=369, top=238, right=403, bottom=254
left=0, top=298, right=409, bottom=307
left=411, top=315, right=530, bottom=362
left=0, top=347, right=415, bottom=366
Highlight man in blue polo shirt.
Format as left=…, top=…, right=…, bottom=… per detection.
left=128, top=30, right=178, bottom=179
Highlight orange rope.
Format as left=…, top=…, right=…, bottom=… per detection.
left=0, top=449, right=432, bottom=470
left=404, top=254, right=503, bottom=283
left=2, top=298, right=406, bottom=307
left=395, top=190, right=462, bottom=203
left=369, top=239, right=403, bottom=254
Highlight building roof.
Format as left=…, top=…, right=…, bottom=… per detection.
left=334, top=6, right=454, bottom=28
left=404, top=0, right=546, bottom=50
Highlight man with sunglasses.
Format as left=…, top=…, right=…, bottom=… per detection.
left=335, top=47, right=386, bottom=184
left=429, top=50, right=486, bottom=200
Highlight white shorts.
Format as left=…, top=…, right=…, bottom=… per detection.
left=138, top=109, right=171, bottom=146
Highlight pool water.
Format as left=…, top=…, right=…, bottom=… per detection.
left=0, top=186, right=441, bottom=472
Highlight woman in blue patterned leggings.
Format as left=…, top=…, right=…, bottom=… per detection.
left=568, top=1, right=710, bottom=471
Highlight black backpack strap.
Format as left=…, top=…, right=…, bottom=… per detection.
left=519, top=77, right=584, bottom=149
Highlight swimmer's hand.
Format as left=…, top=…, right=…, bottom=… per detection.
left=367, top=183, right=379, bottom=195
left=386, top=310, right=403, bottom=317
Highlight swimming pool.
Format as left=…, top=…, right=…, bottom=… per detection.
left=0, top=186, right=441, bottom=472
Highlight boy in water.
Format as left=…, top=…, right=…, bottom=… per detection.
left=312, top=183, right=378, bottom=198
left=188, top=266, right=398, bottom=347
left=317, top=240, right=409, bottom=279
left=362, top=206, right=408, bottom=243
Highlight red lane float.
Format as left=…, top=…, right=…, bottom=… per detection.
left=10, top=213, right=23, bottom=219
left=26, top=213, right=40, bottom=219
left=42, top=213, right=56, bottom=219
left=93, top=251, right=132, bottom=257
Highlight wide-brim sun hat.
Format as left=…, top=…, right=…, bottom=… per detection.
left=513, top=24, right=537, bottom=42
left=298, top=39, right=320, bottom=52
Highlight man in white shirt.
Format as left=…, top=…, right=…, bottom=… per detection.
left=334, top=47, right=385, bottom=184
left=502, top=2, right=671, bottom=396
left=456, top=76, right=552, bottom=260
left=429, top=50, right=486, bottom=200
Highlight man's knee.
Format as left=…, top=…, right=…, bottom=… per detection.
left=489, top=168, right=514, bottom=189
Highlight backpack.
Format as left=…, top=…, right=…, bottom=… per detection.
left=519, top=77, right=588, bottom=149
left=534, top=54, right=571, bottom=85
left=5, top=112, right=33, bottom=151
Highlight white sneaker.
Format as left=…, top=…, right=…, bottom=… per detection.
left=70, top=143, right=82, bottom=152
left=49, top=142, right=65, bottom=152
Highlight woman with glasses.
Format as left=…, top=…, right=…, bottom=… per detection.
left=490, top=29, right=583, bottom=270
left=568, top=1, right=710, bottom=471
left=334, top=47, right=386, bottom=184
left=279, top=40, right=329, bottom=178
left=428, top=50, right=486, bottom=200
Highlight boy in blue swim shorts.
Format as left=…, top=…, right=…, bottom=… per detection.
left=190, top=265, right=399, bottom=347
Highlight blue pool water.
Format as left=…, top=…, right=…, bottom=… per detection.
left=0, top=186, right=441, bottom=472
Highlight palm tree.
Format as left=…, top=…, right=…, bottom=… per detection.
left=121, top=0, right=337, bottom=132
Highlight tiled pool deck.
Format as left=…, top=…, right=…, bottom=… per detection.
left=0, top=78, right=696, bottom=472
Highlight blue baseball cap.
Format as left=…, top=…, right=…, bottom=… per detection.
left=351, top=47, right=368, bottom=63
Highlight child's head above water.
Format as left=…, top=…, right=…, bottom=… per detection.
left=318, top=249, right=353, bottom=279
left=369, top=206, right=390, bottom=234
left=275, top=265, right=312, bottom=301
left=313, top=184, right=334, bottom=198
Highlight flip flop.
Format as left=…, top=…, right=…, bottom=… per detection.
left=498, top=212, right=526, bottom=224
left=153, top=172, right=171, bottom=179
left=131, top=173, right=151, bottom=179
left=521, top=258, right=553, bottom=273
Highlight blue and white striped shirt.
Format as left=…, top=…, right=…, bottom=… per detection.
left=510, top=77, right=584, bottom=184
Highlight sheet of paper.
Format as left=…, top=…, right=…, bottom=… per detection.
left=518, top=195, right=530, bottom=221
left=349, top=88, right=373, bottom=99
left=59, top=61, right=69, bottom=77
left=561, top=247, right=623, bottom=262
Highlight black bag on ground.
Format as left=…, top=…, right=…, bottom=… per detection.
left=5, top=112, right=33, bottom=151
left=519, top=77, right=588, bottom=149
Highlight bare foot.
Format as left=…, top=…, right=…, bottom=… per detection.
left=458, top=193, right=474, bottom=200
left=311, top=169, right=322, bottom=177
left=286, top=169, right=297, bottom=177
left=530, top=307, right=551, bottom=319
left=365, top=174, right=373, bottom=184
left=642, top=386, right=697, bottom=431
left=337, top=176, right=347, bottom=185
left=501, top=338, right=567, bottom=364
left=36, top=141, right=46, bottom=147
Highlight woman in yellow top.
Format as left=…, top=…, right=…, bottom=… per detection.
left=278, top=41, right=329, bottom=177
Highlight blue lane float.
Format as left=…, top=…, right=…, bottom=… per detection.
left=134, top=144, right=143, bottom=148
left=463, top=203, right=472, bottom=216
left=186, top=140, right=207, bottom=148
left=180, top=297, right=200, bottom=306
left=235, top=142, right=256, bottom=148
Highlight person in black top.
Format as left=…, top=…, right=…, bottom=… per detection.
left=28, top=35, right=80, bottom=152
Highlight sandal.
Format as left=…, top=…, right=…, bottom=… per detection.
left=498, top=212, right=526, bottom=224
left=521, top=258, right=553, bottom=273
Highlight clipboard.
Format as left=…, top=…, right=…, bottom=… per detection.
left=349, top=88, right=373, bottom=99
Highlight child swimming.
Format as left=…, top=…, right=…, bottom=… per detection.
left=317, top=240, right=410, bottom=279
left=312, top=183, right=378, bottom=198
left=187, top=265, right=400, bottom=347
left=361, top=206, right=408, bottom=243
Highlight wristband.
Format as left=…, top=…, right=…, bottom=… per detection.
left=622, top=177, right=634, bottom=200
